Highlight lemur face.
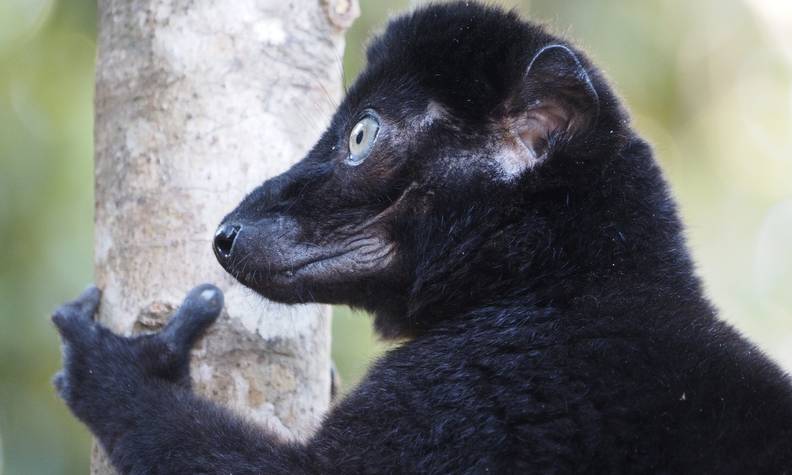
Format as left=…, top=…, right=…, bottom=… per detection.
left=214, top=5, right=608, bottom=323
left=212, top=93, right=445, bottom=308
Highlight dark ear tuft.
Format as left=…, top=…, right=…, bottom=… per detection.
left=504, top=44, right=599, bottom=169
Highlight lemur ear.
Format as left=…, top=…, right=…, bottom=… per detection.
left=504, top=44, right=599, bottom=169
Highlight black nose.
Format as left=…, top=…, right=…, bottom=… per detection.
left=214, top=223, right=241, bottom=259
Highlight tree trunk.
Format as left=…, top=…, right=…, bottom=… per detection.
left=91, top=0, right=358, bottom=472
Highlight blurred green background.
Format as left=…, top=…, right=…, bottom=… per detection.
left=1, top=0, right=790, bottom=473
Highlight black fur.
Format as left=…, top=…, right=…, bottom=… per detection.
left=55, top=3, right=792, bottom=473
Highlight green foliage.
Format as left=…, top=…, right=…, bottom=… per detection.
left=1, top=0, right=790, bottom=473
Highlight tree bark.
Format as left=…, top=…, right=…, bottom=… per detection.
left=91, top=0, right=357, bottom=472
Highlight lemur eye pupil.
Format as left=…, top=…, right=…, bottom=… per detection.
left=356, top=131, right=364, bottom=144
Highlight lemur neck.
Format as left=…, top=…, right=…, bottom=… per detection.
left=403, top=223, right=704, bottom=335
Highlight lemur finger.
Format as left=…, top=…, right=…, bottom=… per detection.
left=59, top=285, right=101, bottom=320
left=159, top=284, right=223, bottom=351
left=52, top=285, right=101, bottom=341
left=52, top=370, right=68, bottom=398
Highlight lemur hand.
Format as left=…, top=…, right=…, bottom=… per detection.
left=52, top=284, right=223, bottom=447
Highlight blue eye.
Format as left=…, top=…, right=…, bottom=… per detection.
left=346, top=115, right=380, bottom=166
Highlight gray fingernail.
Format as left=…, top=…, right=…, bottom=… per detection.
left=200, top=289, right=217, bottom=301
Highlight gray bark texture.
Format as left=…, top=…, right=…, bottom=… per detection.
left=91, top=0, right=357, bottom=472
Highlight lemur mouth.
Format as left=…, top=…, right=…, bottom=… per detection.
left=271, top=237, right=396, bottom=283
left=266, top=185, right=419, bottom=286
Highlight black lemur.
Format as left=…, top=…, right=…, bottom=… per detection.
left=53, top=2, right=792, bottom=473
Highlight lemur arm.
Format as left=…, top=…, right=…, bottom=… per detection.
left=54, top=286, right=566, bottom=474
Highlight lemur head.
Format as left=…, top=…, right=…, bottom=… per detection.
left=215, top=2, right=638, bottom=337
